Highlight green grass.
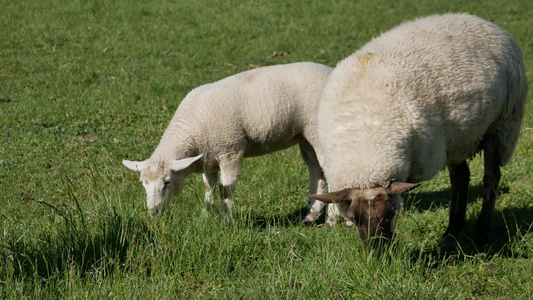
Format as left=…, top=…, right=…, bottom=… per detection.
left=1, top=0, right=533, bottom=298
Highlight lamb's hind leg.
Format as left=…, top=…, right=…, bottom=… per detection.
left=476, top=134, right=501, bottom=244
left=298, top=141, right=327, bottom=224
left=443, top=160, right=470, bottom=239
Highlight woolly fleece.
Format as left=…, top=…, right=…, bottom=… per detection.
left=318, top=13, right=527, bottom=191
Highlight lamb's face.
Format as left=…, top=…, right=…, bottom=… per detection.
left=311, top=182, right=421, bottom=248
left=139, top=166, right=184, bottom=215
left=122, top=154, right=203, bottom=216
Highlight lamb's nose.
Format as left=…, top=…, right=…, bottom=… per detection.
left=148, top=205, right=164, bottom=216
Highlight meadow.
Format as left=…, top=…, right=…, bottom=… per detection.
left=1, top=0, right=532, bottom=298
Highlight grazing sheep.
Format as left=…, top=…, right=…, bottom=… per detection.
left=123, top=62, right=333, bottom=222
left=311, top=13, right=527, bottom=247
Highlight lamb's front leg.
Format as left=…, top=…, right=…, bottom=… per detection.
left=203, top=173, right=218, bottom=212
left=219, top=155, right=243, bottom=220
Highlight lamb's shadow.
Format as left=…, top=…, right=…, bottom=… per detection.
left=4, top=205, right=152, bottom=280
left=248, top=206, right=316, bottom=230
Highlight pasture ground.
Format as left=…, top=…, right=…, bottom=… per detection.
left=1, top=0, right=532, bottom=298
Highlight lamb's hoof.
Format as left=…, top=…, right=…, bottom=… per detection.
left=302, top=211, right=320, bottom=225
left=201, top=208, right=210, bottom=217
left=325, top=219, right=337, bottom=228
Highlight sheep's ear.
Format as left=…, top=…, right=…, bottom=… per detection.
left=387, top=182, right=421, bottom=195
left=170, top=154, right=203, bottom=172
left=122, top=160, right=148, bottom=172
left=310, top=189, right=355, bottom=203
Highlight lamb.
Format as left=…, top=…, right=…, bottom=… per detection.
left=311, top=13, right=527, bottom=247
left=123, top=62, right=334, bottom=222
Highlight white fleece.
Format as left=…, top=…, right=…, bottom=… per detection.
left=318, top=13, right=527, bottom=192
left=125, top=62, right=332, bottom=217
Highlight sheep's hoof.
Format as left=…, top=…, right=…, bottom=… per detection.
left=474, top=230, right=489, bottom=245
left=439, top=232, right=458, bottom=245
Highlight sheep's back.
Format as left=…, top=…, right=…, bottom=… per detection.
left=319, top=13, right=526, bottom=189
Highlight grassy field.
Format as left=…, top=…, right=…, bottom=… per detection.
left=1, top=0, right=532, bottom=298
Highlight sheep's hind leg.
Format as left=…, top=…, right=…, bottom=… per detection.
left=476, top=134, right=501, bottom=244
left=299, top=141, right=327, bottom=224
left=443, top=160, right=470, bottom=239
left=203, top=173, right=218, bottom=213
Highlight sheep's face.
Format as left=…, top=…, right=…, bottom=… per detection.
left=311, top=182, right=421, bottom=248
left=123, top=154, right=203, bottom=215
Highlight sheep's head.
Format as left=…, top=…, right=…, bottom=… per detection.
left=311, top=182, right=421, bottom=248
left=122, top=154, right=202, bottom=215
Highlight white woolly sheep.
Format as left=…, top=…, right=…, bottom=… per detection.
left=123, top=62, right=333, bottom=222
left=311, top=13, right=527, bottom=247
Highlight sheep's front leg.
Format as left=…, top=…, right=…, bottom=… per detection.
left=219, top=155, right=243, bottom=220
left=443, top=160, right=470, bottom=239
left=476, top=135, right=501, bottom=243
left=299, top=142, right=327, bottom=224
left=203, top=173, right=218, bottom=212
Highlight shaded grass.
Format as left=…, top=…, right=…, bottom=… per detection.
left=1, top=0, right=533, bottom=298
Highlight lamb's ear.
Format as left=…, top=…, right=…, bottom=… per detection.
left=310, top=188, right=355, bottom=203
left=387, top=182, right=422, bottom=195
left=170, top=154, right=203, bottom=172
left=122, top=160, right=148, bottom=172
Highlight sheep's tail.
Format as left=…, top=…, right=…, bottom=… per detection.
left=495, top=45, right=528, bottom=167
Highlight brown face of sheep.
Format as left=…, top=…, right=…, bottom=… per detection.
left=311, top=182, right=421, bottom=248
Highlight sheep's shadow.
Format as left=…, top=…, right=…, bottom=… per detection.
left=407, top=202, right=533, bottom=263
left=404, top=183, right=510, bottom=211
left=248, top=183, right=532, bottom=259
left=400, top=183, right=532, bottom=259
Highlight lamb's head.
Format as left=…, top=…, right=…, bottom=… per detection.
left=311, top=182, right=421, bottom=248
left=122, top=154, right=203, bottom=215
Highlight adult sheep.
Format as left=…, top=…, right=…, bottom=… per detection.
left=311, top=13, right=527, bottom=247
left=123, top=62, right=333, bottom=223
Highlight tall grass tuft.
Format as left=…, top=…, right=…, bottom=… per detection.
left=1, top=0, right=532, bottom=298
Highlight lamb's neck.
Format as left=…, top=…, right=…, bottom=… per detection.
left=151, top=122, right=198, bottom=162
